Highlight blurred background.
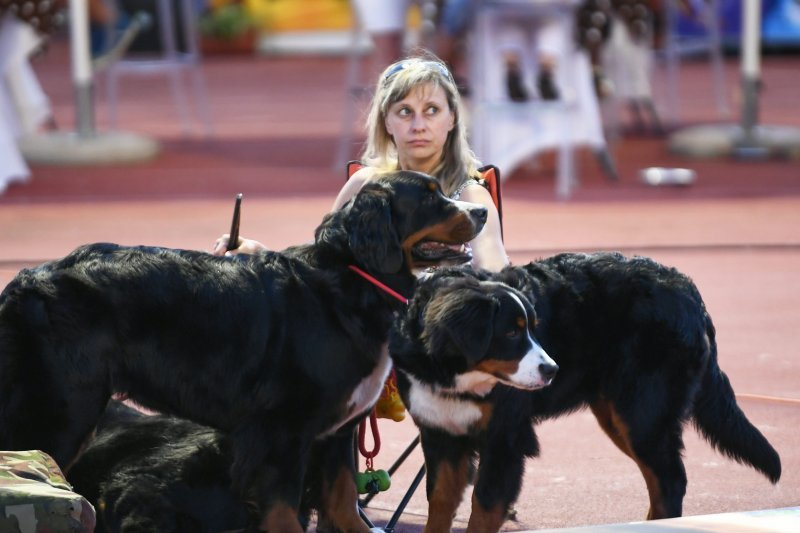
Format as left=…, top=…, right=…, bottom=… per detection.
left=1, top=1, right=799, bottom=530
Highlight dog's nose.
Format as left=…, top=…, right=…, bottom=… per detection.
left=539, top=362, right=558, bottom=382
left=472, top=206, right=488, bottom=226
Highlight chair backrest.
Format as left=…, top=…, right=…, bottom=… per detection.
left=345, top=161, right=503, bottom=241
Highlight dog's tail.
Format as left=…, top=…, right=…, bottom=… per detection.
left=692, top=315, right=781, bottom=484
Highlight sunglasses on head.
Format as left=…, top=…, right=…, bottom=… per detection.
left=383, top=60, right=454, bottom=84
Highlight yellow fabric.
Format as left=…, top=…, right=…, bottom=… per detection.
left=375, top=374, right=406, bottom=422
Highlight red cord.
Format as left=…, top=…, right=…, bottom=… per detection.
left=358, top=410, right=381, bottom=471
left=348, top=265, right=409, bottom=304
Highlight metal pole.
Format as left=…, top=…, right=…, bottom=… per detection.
left=740, top=0, right=762, bottom=136
left=69, top=0, right=95, bottom=138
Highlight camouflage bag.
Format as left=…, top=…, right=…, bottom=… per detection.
left=0, top=450, right=96, bottom=533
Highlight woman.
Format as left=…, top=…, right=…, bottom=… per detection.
left=213, top=55, right=507, bottom=272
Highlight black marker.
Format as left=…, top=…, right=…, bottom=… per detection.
left=226, top=193, right=242, bottom=251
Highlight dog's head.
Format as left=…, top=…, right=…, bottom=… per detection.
left=316, top=171, right=487, bottom=274
left=390, top=268, right=558, bottom=396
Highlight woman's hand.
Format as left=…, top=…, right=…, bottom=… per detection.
left=211, top=235, right=268, bottom=256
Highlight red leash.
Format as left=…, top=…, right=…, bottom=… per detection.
left=358, top=410, right=381, bottom=471
left=348, top=265, right=409, bottom=305
left=348, top=265, right=407, bottom=472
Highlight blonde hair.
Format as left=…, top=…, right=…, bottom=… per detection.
left=360, top=53, right=482, bottom=196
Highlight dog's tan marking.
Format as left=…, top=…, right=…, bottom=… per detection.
left=466, top=491, right=506, bottom=533
left=424, top=456, right=471, bottom=533
left=590, top=399, right=634, bottom=457
left=403, top=200, right=484, bottom=264
left=260, top=502, right=303, bottom=533
left=321, top=466, right=370, bottom=532
left=591, top=399, right=667, bottom=520
left=641, top=464, right=668, bottom=520
left=475, top=358, right=521, bottom=377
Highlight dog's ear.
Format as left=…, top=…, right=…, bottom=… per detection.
left=423, top=289, right=498, bottom=366
left=346, top=184, right=403, bottom=273
left=315, top=210, right=349, bottom=250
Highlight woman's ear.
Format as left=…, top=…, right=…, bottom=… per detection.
left=448, top=110, right=455, bottom=131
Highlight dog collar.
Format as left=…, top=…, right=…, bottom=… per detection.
left=348, top=265, right=409, bottom=305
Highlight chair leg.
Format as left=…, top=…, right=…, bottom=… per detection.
left=593, top=146, right=620, bottom=182
left=106, top=70, right=119, bottom=129
left=190, top=64, right=214, bottom=136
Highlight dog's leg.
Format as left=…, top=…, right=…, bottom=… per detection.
left=467, top=439, right=527, bottom=533
left=0, top=293, right=112, bottom=471
left=420, top=429, right=474, bottom=533
left=316, top=428, right=370, bottom=533
left=0, top=350, right=109, bottom=471
left=590, top=398, right=686, bottom=519
left=230, top=423, right=311, bottom=533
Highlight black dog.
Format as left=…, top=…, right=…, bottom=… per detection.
left=0, top=171, right=487, bottom=532
left=391, top=254, right=781, bottom=533
left=69, top=402, right=357, bottom=533
left=67, top=402, right=257, bottom=533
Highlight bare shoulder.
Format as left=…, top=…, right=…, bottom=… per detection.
left=350, top=166, right=381, bottom=184
left=459, top=181, right=496, bottom=210
left=334, top=166, right=383, bottom=210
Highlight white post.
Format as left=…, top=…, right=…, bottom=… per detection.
left=69, top=0, right=95, bottom=137
left=740, top=0, right=761, bottom=139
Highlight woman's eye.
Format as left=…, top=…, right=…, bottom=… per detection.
left=397, top=108, right=411, bottom=117
left=425, top=106, right=439, bottom=115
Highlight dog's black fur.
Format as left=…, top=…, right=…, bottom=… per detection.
left=391, top=254, right=782, bottom=532
left=0, top=171, right=486, bottom=532
left=67, top=402, right=257, bottom=533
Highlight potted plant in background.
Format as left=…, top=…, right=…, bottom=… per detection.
left=199, top=0, right=261, bottom=55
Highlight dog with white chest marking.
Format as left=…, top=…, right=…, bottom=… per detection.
left=0, top=171, right=487, bottom=532
left=389, top=268, right=558, bottom=531
left=392, top=255, right=781, bottom=533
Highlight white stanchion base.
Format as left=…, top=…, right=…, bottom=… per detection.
left=668, top=123, right=800, bottom=159
left=19, top=131, right=160, bottom=166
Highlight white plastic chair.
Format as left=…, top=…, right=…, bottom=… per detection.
left=103, top=0, right=213, bottom=135
left=469, top=0, right=613, bottom=199
left=656, top=0, right=730, bottom=124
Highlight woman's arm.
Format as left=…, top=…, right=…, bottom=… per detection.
left=459, top=183, right=509, bottom=272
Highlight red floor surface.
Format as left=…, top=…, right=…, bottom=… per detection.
left=1, top=37, right=799, bottom=531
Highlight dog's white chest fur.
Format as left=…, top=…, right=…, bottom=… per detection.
left=324, top=344, right=392, bottom=435
left=406, top=375, right=483, bottom=435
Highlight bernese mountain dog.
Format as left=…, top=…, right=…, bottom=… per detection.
left=391, top=255, right=781, bottom=532
left=0, top=171, right=487, bottom=532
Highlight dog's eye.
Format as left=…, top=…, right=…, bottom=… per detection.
left=506, top=329, right=521, bottom=339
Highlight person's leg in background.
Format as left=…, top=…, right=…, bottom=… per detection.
left=434, top=0, right=476, bottom=92
left=1, top=11, right=55, bottom=136
left=0, top=14, right=34, bottom=193
left=350, top=0, right=411, bottom=83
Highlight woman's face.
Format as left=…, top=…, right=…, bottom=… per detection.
left=384, top=82, right=455, bottom=175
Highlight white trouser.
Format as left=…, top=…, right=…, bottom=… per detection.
left=350, top=0, right=411, bottom=34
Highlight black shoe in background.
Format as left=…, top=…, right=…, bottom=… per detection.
left=506, top=61, right=529, bottom=102
left=537, top=69, right=560, bottom=100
